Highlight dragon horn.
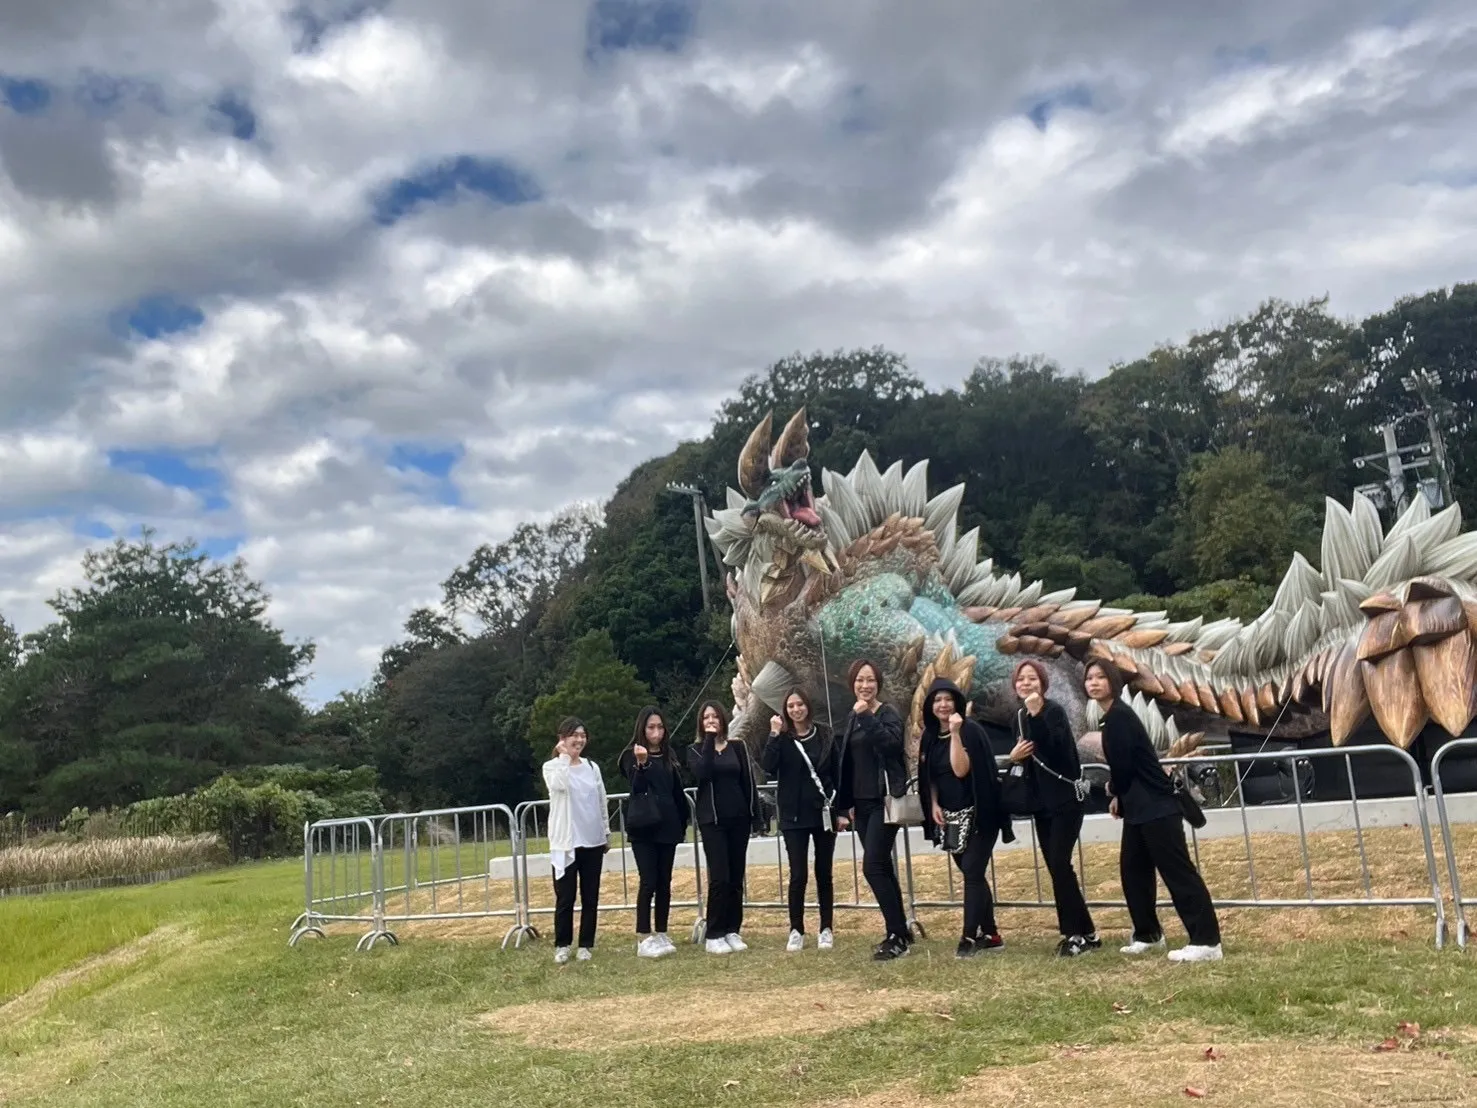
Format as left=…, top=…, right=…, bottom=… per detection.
left=769, top=408, right=810, bottom=471
left=738, top=412, right=774, bottom=499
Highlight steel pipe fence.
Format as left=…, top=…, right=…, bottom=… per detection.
left=291, top=743, right=1461, bottom=951
left=904, top=746, right=1447, bottom=947
left=1431, top=738, right=1477, bottom=948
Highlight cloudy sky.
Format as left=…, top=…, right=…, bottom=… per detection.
left=2, top=0, right=1475, bottom=702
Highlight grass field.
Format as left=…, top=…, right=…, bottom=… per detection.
left=5, top=827, right=1477, bottom=1107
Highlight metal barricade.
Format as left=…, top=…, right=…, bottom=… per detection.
left=902, top=746, right=1447, bottom=947
left=362, top=804, right=521, bottom=949
left=1431, top=737, right=1477, bottom=947
left=288, top=816, right=382, bottom=950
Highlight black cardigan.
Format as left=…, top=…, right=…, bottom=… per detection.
left=1016, top=699, right=1084, bottom=812
left=836, top=702, right=908, bottom=808
left=760, top=724, right=839, bottom=831
left=687, top=738, right=764, bottom=830
left=1101, top=700, right=1180, bottom=825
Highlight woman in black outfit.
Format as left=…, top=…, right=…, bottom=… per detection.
left=918, top=677, right=1015, bottom=958
left=1008, top=659, right=1099, bottom=957
left=1085, top=660, right=1223, bottom=963
left=688, top=701, right=761, bottom=955
left=761, top=688, right=839, bottom=953
left=618, top=706, right=690, bottom=959
left=836, top=658, right=912, bottom=961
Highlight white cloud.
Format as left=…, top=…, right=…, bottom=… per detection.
left=1, top=0, right=1475, bottom=700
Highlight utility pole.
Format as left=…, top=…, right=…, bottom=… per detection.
left=1352, top=369, right=1455, bottom=516
left=666, top=483, right=711, bottom=609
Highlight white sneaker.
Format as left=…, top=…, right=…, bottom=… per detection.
left=576, top=947, right=592, bottom=962
left=1168, top=943, right=1223, bottom=963
left=705, top=937, right=732, bottom=954
left=636, top=935, right=662, bottom=958
left=1120, top=936, right=1167, bottom=955
left=655, top=932, right=676, bottom=955
left=723, top=932, right=747, bottom=952
left=817, top=928, right=834, bottom=951
left=786, top=929, right=805, bottom=953
left=554, top=946, right=571, bottom=965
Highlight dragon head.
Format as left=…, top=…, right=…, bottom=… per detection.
left=706, top=408, right=834, bottom=611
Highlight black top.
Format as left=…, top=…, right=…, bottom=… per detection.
left=926, top=738, right=972, bottom=812
left=688, top=738, right=762, bottom=829
left=836, top=702, right=907, bottom=807
left=1017, top=699, right=1084, bottom=812
left=710, top=745, right=748, bottom=822
left=1101, top=700, right=1180, bottom=825
left=916, top=678, right=1015, bottom=846
left=760, top=724, right=839, bottom=831
left=618, top=748, right=689, bottom=844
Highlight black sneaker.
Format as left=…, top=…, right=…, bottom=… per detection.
left=1057, top=934, right=1096, bottom=958
left=977, top=932, right=1005, bottom=953
left=1082, top=932, right=1103, bottom=951
left=872, top=934, right=910, bottom=961
left=956, top=937, right=980, bottom=959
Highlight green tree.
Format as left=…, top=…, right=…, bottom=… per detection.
left=0, top=533, right=313, bottom=815
left=525, top=630, right=654, bottom=777
left=0, top=612, right=18, bottom=673
left=1171, top=448, right=1319, bottom=585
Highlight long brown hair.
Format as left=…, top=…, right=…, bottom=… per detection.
left=780, top=686, right=831, bottom=758
left=695, top=700, right=730, bottom=745
left=621, top=705, right=677, bottom=770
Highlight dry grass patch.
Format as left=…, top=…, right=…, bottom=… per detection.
left=478, top=983, right=951, bottom=1049
left=0, top=834, right=225, bottom=891
left=821, top=1040, right=1476, bottom=1108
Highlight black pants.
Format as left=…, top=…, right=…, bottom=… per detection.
left=951, top=826, right=999, bottom=940
left=781, top=826, right=836, bottom=933
left=552, top=846, right=604, bottom=949
left=700, top=820, right=750, bottom=936
left=1034, top=807, right=1095, bottom=937
left=1120, top=814, right=1221, bottom=946
left=631, top=840, right=677, bottom=934
left=854, top=799, right=909, bottom=939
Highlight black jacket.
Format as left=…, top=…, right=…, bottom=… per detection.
left=836, top=702, right=907, bottom=808
left=618, top=747, right=690, bottom=844
left=760, top=724, right=839, bottom=831
left=1015, top=699, right=1084, bottom=812
left=1101, top=700, right=1180, bottom=825
left=917, top=678, right=1015, bottom=846
left=687, top=737, right=764, bottom=830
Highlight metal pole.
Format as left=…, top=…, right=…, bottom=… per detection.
left=1382, top=423, right=1408, bottom=513
left=667, top=483, right=711, bottom=609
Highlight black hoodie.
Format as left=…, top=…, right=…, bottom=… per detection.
left=917, top=678, right=1015, bottom=847
left=688, top=737, right=765, bottom=831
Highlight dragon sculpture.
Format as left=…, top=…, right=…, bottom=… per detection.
left=706, top=409, right=1477, bottom=766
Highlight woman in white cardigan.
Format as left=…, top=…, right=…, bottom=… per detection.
left=542, top=717, right=611, bottom=964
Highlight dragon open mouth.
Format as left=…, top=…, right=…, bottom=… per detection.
left=775, top=469, right=822, bottom=530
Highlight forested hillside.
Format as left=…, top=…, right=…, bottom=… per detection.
left=3, top=285, right=1475, bottom=816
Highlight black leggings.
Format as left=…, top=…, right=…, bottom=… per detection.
left=1120, top=814, right=1221, bottom=946
left=552, top=846, right=604, bottom=949
left=781, top=827, right=836, bottom=933
left=631, top=840, right=677, bottom=934
left=700, top=820, right=750, bottom=936
left=854, top=799, right=909, bottom=939
left=1034, top=807, right=1095, bottom=938
left=952, top=827, right=999, bottom=940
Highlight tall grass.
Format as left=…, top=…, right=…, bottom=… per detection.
left=0, top=834, right=226, bottom=891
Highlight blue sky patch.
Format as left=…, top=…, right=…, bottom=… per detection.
left=388, top=444, right=463, bottom=505
left=586, top=0, right=694, bottom=61
left=0, top=75, right=51, bottom=115
left=211, top=91, right=258, bottom=141
left=199, top=535, right=244, bottom=560
left=1024, top=83, right=1094, bottom=131
left=122, top=294, right=205, bottom=339
left=75, top=519, right=115, bottom=540
left=108, top=449, right=229, bottom=511
left=372, top=155, right=541, bottom=225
